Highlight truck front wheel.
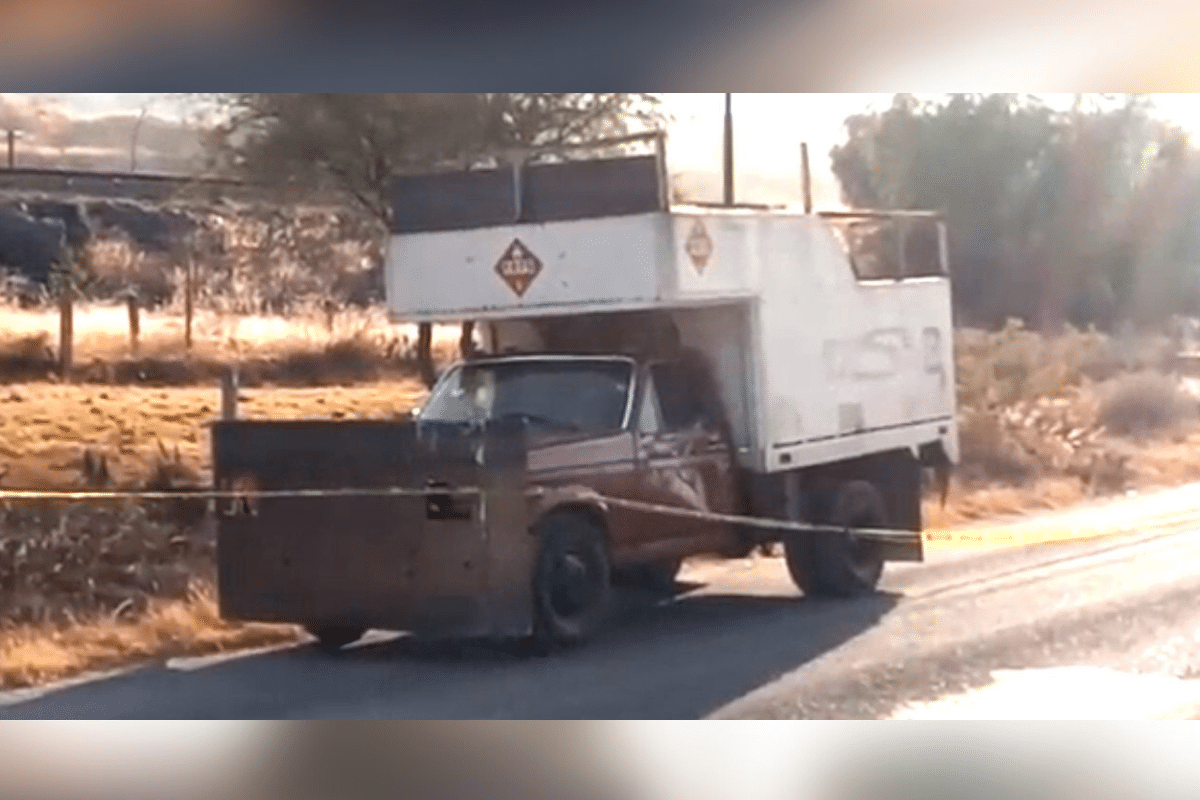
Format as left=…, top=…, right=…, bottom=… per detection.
left=784, top=479, right=886, bottom=598
left=531, top=512, right=612, bottom=650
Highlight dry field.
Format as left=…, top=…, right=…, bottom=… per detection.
left=0, top=380, right=427, bottom=489
left=0, top=302, right=463, bottom=385
left=3, top=309, right=1200, bottom=688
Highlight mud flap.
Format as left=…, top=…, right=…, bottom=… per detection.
left=875, top=530, right=925, bottom=563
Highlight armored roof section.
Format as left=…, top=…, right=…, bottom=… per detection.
left=387, top=132, right=669, bottom=234
left=388, top=154, right=666, bottom=234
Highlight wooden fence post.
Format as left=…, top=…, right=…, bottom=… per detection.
left=58, top=283, right=74, bottom=380
left=221, top=367, right=239, bottom=420
left=323, top=298, right=336, bottom=333
left=184, top=251, right=194, bottom=351
left=126, top=292, right=140, bottom=357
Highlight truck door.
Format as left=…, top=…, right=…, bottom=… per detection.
left=635, top=360, right=739, bottom=554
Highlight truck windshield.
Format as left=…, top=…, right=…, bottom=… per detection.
left=420, top=359, right=633, bottom=433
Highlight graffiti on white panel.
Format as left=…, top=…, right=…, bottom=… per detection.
left=823, top=327, right=912, bottom=381
left=922, top=326, right=947, bottom=390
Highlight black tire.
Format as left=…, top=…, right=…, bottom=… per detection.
left=305, top=625, right=366, bottom=651
left=784, top=478, right=887, bottom=598
left=531, top=511, right=612, bottom=651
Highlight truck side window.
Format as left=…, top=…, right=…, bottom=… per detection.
left=650, top=362, right=708, bottom=432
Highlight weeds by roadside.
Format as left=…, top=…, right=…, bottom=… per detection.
left=0, top=587, right=299, bottom=690
left=953, top=322, right=1198, bottom=497
left=1097, top=371, right=1198, bottom=437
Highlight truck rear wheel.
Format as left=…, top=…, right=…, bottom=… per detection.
left=531, top=512, right=612, bottom=651
left=305, top=625, right=366, bottom=651
left=785, top=479, right=886, bottom=598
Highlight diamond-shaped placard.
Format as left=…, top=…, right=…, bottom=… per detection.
left=494, top=238, right=542, bottom=298
left=685, top=219, right=713, bottom=273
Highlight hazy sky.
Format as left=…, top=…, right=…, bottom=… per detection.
left=14, top=93, right=1200, bottom=206
left=14, top=93, right=892, bottom=204
left=27, top=92, right=888, bottom=155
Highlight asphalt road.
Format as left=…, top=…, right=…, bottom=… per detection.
left=6, top=500, right=1200, bottom=719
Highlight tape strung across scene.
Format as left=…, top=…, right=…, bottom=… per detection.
left=3, top=485, right=1197, bottom=546
left=0, top=484, right=913, bottom=543
left=0, top=486, right=485, bottom=501
left=924, top=507, right=1200, bottom=546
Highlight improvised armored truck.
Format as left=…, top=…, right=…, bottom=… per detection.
left=213, top=134, right=958, bottom=651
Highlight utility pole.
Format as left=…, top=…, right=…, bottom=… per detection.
left=800, top=142, right=813, bottom=213
left=722, top=93, right=734, bottom=206
left=5, top=129, right=15, bottom=169
left=130, top=105, right=149, bottom=172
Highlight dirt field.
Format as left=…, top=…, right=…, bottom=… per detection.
left=0, top=380, right=427, bottom=489
left=0, top=303, right=464, bottom=386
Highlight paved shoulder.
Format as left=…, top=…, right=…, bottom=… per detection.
left=6, top=519, right=1200, bottom=719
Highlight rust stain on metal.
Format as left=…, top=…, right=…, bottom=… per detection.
left=494, top=238, right=543, bottom=297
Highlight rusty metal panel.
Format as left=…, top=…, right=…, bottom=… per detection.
left=387, top=155, right=665, bottom=234
left=212, top=419, right=534, bottom=640
left=409, top=420, right=534, bottom=639
left=213, top=420, right=424, bottom=629
left=478, top=421, right=536, bottom=637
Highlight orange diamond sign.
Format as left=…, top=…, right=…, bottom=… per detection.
left=685, top=219, right=713, bottom=273
left=494, top=238, right=542, bottom=297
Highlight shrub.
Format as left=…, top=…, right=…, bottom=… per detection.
left=1097, top=372, right=1197, bottom=438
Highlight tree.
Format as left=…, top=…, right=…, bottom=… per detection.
left=831, top=94, right=1059, bottom=326
left=205, top=93, right=662, bottom=385
left=829, top=93, right=1200, bottom=330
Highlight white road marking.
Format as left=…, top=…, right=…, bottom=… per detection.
left=889, top=666, right=1200, bottom=719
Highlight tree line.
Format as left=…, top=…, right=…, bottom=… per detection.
left=831, top=93, right=1200, bottom=332
left=203, top=93, right=660, bottom=383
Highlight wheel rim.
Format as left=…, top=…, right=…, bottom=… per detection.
left=547, top=549, right=601, bottom=619
left=844, top=507, right=884, bottom=581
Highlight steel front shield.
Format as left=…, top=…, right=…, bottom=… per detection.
left=212, top=419, right=535, bottom=640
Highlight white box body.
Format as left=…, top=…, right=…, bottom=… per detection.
left=386, top=205, right=958, bottom=473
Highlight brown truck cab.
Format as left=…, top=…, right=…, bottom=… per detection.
left=419, top=353, right=745, bottom=583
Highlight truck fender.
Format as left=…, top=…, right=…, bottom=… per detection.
left=528, top=485, right=611, bottom=538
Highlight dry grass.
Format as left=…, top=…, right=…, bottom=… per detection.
left=0, top=502, right=212, bottom=626
left=0, top=303, right=463, bottom=385
left=0, top=588, right=299, bottom=690
left=0, top=380, right=427, bottom=489
left=1098, top=371, right=1198, bottom=437
left=932, top=320, right=1200, bottom=526
left=0, top=302, right=388, bottom=360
